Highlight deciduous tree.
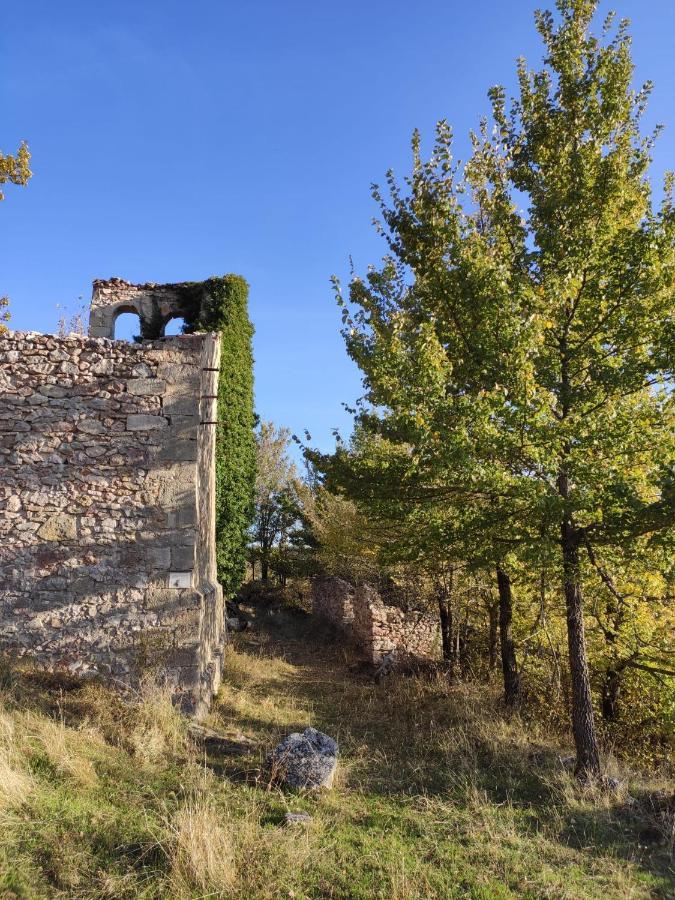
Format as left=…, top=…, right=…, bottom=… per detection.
left=323, top=0, right=674, bottom=781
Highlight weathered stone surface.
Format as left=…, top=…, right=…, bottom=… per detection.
left=126, top=414, right=168, bottom=431
left=127, top=378, right=166, bottom=396
left=312, top=577, right=440, bottom=665
left=37, top=514, right=77, bottom=542
left=0, top=284, right=227, bottom=718
left=269, top=727, right=339, bottom=790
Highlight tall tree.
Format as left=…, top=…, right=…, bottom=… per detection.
left=251, top=421, right=301, bottom=582
left=326, top=0, right=673, bottom=781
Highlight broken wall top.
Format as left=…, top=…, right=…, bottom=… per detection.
left=89, top=277, right=205, bottom=340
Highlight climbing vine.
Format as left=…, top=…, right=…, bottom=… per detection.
left=185, top=275, right=256, bottom=598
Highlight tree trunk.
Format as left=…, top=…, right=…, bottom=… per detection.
left=438, top=594, right=453, bottom=662
left=488, top=602, right=498, bottom=672
left=601, top=667, right=621, bottom=722
left=459, top=618, right=471, bottom=678
left=560, top=516, right=601, bottom=781
left=496, top=568, right=520, bottom=706
left=261, top=556, right=269, bottom=582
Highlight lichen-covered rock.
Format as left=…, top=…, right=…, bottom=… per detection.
left=270, top=727, right=338, bottom=790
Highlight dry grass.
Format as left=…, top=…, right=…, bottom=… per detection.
left=0, top=607, right=671, bottom=898
left=0, top=708, right=33, bottom=809
left=28, top=714, right=100, bottom=787
left=128, top=677, right=188, bottom=765
left=168, top=797, right=236, bottom=896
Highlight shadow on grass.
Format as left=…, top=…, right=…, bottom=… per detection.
left=213, top=601, right=675, bottom=892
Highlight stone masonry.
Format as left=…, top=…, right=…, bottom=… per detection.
left=0, top=278, right=228, bottom=716
left=312, top=577, right=440, bottom=664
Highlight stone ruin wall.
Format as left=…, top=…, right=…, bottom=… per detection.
left=311, top=575, right=355, bottom=631
left=0, top=323, right=225, bottom=716
left=312, top=576, right=440, bottom=664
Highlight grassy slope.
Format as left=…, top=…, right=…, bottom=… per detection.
left=0, top=603, right=672, bottom=899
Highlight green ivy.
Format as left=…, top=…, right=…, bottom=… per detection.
left=185, top=275, right=256, bottom=598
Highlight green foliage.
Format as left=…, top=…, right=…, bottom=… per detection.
left=1, top=140, right=31, bottom=333
left=0, top=140, right=31, bottom=201
left=249, top=421, right=303, bottom=582
left=311, top=0, right=674, bottom=775
left=186, top=275, right=256, bottom=597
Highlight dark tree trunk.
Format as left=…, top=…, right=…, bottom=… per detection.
left=560, top=515, right=601, bottom=781
left=459, top=619, right=471, bottom=678
left=488, top=602, right=499, bottom=672
left=438, top=594, right=453, bottom=662
left=261, top=556, right=269, bottom=582
left=601, top=668, right=621, bottom=722
left=496, top=567, right=520, bottom=707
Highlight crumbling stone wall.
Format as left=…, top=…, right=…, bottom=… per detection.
left=0, top=325, right=225, bottom=716
left=311, top=575, right=355, bottom=630
left=88, top=277, right=199, bottom=340
left=312, top=577, right=440, bottom=664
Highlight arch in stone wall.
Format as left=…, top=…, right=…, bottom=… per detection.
left=89, top=279, right=200, bottom=341
left=113, top=308, right=143, bottom=341
left=162, top=314, right=186, bottom=337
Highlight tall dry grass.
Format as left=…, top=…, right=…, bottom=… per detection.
left=168, top=797, right=236, bottom=896
left=0, top=707, right=33, bottom=809
left=128, top=676, right=188, bottom=764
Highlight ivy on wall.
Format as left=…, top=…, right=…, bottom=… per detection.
left=184, top=275, right=256, bottom=598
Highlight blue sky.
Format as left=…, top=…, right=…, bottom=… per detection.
left=2, top=0, right=674, bottom=458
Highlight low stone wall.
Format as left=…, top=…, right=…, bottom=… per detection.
left=0, top=329, right=224, bottom=716
left=311, top=575, right=354, bottom=630
left=312, top=577, right=439, bottom=664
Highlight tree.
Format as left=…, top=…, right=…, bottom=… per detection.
left=1, top=140, right=32, bottom=332
left=326, top=0, right=673, bottom=781
left=251, top=421, right=302, bottom=582
left=0, top=141, right=30, bottom=201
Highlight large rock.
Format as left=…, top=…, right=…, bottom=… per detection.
left=269, top=727, right=338, bottom=790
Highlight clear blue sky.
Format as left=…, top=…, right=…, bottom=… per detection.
left=2, top=0, right=674, bottom=457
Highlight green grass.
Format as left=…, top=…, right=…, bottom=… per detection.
left=0, top=605, right=672, bottom=898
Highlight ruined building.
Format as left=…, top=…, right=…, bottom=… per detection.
left=0, top=278, right=238, bottom=716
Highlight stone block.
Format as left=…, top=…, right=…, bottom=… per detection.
left=127, top=378, right=166, bottom=396
left=168, top=571, right=192, bottom=589
left=162, top=395, right=198, bottom=416
left=126, top=414, right=169, bottom=431
left=147, top=546, right=171, bottom=569
left=37, top=514, right=77, bottom=542
left=155, top=437, right=197, bottom=461
left=77, top=418, right=106, bottom=434
left=171, top=545, right=195, bottom=569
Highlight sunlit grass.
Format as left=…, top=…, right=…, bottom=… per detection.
left=0, top=604, right=671, bottom=898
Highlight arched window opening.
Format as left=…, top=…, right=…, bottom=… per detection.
left=163, top=316, right=186, bottom=337
left=114, top=311, right=142, bottom=342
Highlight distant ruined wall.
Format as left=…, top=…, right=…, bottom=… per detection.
left=311, top=575, right=355, bottom=630
left=312, top=577, right=439, bottom=664
left=0, top=326, right=225, bottom=716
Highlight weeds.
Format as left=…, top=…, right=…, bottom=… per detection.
left=0, top=608, right=671, bottom=898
